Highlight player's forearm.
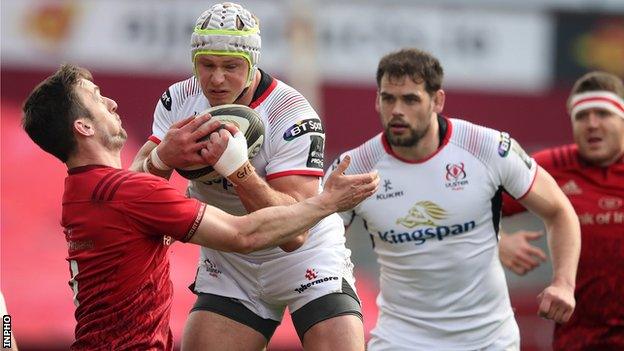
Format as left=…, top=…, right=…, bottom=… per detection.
left=235, top=173, right=298, bottom=210
left=234, top=173, right=311, bottom=250
left=238, top=194, right=332, bottom=252
left=131, top=142, right=172, bottom=179
left=545, top=205, right=581, bottom=288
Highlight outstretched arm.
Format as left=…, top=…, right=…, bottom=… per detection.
left=519, top=167, right=580, bottom=324
left=189, top=156, right=379, bottom=253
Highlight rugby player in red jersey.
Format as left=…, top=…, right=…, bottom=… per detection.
left=500, top=71, right=624, bottom=350
left=21, top=64, right=378, bottom=350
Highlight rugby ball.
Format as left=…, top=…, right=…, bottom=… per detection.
left=176, top=104, right=264, bottom=182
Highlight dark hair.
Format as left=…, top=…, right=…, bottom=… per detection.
left=376, top=48, right=444, bottom=95
left=568, top=71, right=624, bottom=108
left=22, top=64, right=93, bottom=162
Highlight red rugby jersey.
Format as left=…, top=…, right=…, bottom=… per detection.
left=503, top=144, right=624, bottom=350
left=62, top=165, right=205, bottom=350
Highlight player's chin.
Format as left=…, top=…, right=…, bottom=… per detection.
left=207, top=94, right=233, bottom=106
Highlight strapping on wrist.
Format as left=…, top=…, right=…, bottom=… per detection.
left=226, top=161, right=255, bottom=185
left=150, top=147, right=172, bottom=171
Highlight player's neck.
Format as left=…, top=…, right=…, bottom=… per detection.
left=66, top=145, right=122, bottom=170
left=391, top=115, right=441, bottom=162
left=234, top=71, right=261, bottom=106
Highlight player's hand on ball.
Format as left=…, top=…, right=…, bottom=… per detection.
left=198, top=123, right=240, bottom=166
left=211, top=127, right=252, bottom=181
left=322, top=155, right=379, bottom=212
left=157, top=113, right=223, bottom=168
left=537, top=283, right=575, bottom=324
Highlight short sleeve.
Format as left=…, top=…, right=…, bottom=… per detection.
left=489, top=132, right=538, bottom=199
left=151, top=88, right=175, bottom=142
left=123, top=179, right=206, bottom=242
left=264, top=92, right=325, bottom=180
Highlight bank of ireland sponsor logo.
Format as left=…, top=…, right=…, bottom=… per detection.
left=375, top=201, right=476, bottom=246
left=283, top=118, right=324, bottom=141
left=445, top=162, right=468, bottom=190
left=294, top=268, right=339, bottom=294
left=598, top=196, right=622, bottom=211
left=376, top=179, right=404, bottom=200
left=203, top=259, right=222, bottom=277
left=498, top=132, right=511, bottom=157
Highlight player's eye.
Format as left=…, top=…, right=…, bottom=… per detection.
left=403, top=96, right=419, bottom=104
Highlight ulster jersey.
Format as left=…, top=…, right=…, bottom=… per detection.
left=329, top=117, right=537, bottom=350
left=503, top=145, right=624, bottom=350
left=150, top=71, right=343, bottom=261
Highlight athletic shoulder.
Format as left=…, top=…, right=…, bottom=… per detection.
left=532, top=144, right=579, bottom=172
left=158, top=76, right=203, bottom=112
left=336, top=133, right=385, bottom=175
left=260, top=79, right=318, bottom=125
left=448, top=118, right=508, bottom=165
left=97, top=170, right=171, bottom=202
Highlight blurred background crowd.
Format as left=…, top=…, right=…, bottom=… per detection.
left=1, top=0, right=623, bottom=349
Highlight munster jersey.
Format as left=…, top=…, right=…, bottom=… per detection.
left=331, top=117, right=537, bottom=350
left=503, top=145, right=624, bottom=350
left=63, top=165, right=205, bottom=350
left=150, top=71, right=344, bottom=263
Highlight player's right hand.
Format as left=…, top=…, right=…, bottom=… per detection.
left=499, top=230, right=547, bottom=275
left=157, top=114, right=223, bottom=168
left=537, top=282, right=575, bottom=324
left=322, top=155, right=379, bottom=212
left=211, top=128, right=250, bottom=179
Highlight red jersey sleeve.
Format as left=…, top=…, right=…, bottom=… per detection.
left=122, top=175, right=206, bottom=242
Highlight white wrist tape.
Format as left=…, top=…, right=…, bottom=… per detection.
left=214, top=131, right=249, bottom=177
left=150, top=147, right=172, bottom=171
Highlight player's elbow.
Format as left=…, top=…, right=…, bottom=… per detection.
left=279, top=234, right=306, bottom=252
left=227, top=231, right=258, bottom=254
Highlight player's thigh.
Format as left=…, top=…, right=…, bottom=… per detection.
left=182, top=310, right=267, bottom=351
left=182, top=292, right=279, bottom=351
left=291, top=281, right=364, bottom=351
left=302, top=314, right=364, bottom=351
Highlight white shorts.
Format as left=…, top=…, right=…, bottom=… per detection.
left=192, top=242, right=357, bottom=321
left=368, top=312, right=520, bottom=351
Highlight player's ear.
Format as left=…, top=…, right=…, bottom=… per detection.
left=432, top=89, right=445, bottom=113
left=375, top=91, right=381, bottom=113
left=74, top=118, right=95, bottom=137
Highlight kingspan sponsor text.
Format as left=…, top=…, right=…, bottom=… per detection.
left=378, top=221, right=476, bottom=245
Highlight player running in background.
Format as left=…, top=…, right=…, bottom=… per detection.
left=500, top=71, right=624, bottom=350
left=327, top=48, right=581, bottom=350
left=130, top=3, right=367, bottom=350
left=22, top=64, right=378, bottom=350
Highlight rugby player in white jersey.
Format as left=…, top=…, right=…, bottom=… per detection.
left=326, top=48, right=581, bottom=350
left=130, top=2, right=366, bottom=350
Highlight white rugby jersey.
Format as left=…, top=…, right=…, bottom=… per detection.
left=150, top=72, right=345, bottom=260
left=328, top=117, right=537, bottom=350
